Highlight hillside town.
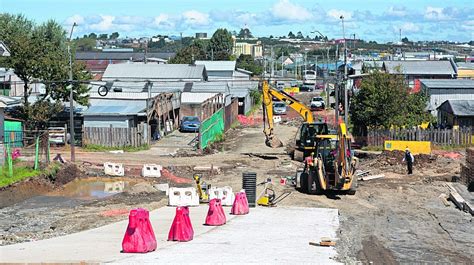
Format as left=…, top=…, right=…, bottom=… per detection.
left=0, top=1, right=473, bottom=264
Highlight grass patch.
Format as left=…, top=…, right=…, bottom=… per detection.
left=245, top=104, right=260, bottom=116
left=432, top=145, right=470, bottom=151
left=82, top=144, right=150, bottom=152
left=0, top=166, right=40, bottom=188
left=361, top=145, right=384, bottom=152
left=230, top=120, right=241, bottom=129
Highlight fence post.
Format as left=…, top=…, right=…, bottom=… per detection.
left=6, top=144, right=13, bottom=177
left=34, top=136, right=39, bottom=170
left=109, top=125, right=113, bottom=147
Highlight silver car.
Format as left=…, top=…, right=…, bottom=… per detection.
left=273, top=102, right=287, bottom=115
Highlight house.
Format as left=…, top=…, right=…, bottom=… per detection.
left=0, top=41, right=10, bottom=57
left=102, top=63, right=208, bottom=82
left=75, top=51, right=175, bottom=77
left=277, top=56, right=294, bottom=66
left=420, top=79, right=474, bottom=116
left=233, top=41, right=263, bottom=58
left=457, top=62, right=474, bottom=79
left=383, top=60, right=457, bottom=88
left=194, top=61, right=251, bottom=80
left=180, top=92, right=224, bottom=120
left=437, top=100, right=474, bottom=127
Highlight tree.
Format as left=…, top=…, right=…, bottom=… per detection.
left=74, top=37, right=96, bottom=51
left=236, top=54, right=263, bottom=75
left=88, top=32, right=97, bottom=39
left=110, top=32, right=119, bottom=39
left=210, top=28, right=233, bottom=60
left=350, top=72, right=430, bottom=135
left=401, top=37, right=410, bottom=43
left=237, top=28, right=253, bottom=39
left=98, top=33, right=108, bottom=40
left=296, top=31, right=304, bottom=39
left=0, top=15, right=91, bottom=128
left=288, top=31, right=296, bottom=38
left=169, top=45, right=206, bottom=64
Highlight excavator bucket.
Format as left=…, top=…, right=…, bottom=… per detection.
left=265, top=136, right=283, bottom=148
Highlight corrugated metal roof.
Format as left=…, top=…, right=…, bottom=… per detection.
left=181, top=92, right=218, bottom=104
left=84, top=99, right=145, bottom=116
left=420, top=79, right=474, bottom=89
left=76, top=52, right=175, bottom=60
left=102, top=63, right=207, bottom=81
left=195, top=61, right=236, bottom=71
left=383, top=61, right=456, bottom=75
left=457, top=62, right=474, bottom=70
left=438, top=100, right=474, bottom=116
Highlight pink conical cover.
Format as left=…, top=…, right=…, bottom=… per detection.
left=168, top=206, right=194, bottom=242
left=205, top=199, right=226, bottom=226
left=231, top=192, right=249, bottom=215
left=122, top=208, right=157, bottom=253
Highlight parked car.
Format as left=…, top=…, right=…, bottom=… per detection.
left=48, top=127, right=66, bottom=145
left=276, top=81, right=285, bottom=91
left=179, top=116, right=200, bottom=132
left=310, top=97, right=325, bottom=110
left=273, top=102, right=287, bottom=115
left=299, top=84, right=314, bottom=92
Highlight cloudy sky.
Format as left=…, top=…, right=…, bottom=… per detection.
left=2, top=0, right=473, bottom=42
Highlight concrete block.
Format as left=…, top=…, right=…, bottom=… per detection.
left=168, top=187, right=199, bottom=207
left=104, top=162, right=125, bottom=176
left=209, top=186, right=235, bottom=206
left=141, top=164, right=162, bottom=178
left=273, top=116, right=282, bottom=123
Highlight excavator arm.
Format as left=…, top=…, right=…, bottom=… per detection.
left=261, top=80, right=314, bottom=147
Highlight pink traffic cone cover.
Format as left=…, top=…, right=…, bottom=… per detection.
left=168, top=206, right=194, bottom=242
left=122, top=208, right=157, bottom=253
left=205, top=199, right=226, bottom=226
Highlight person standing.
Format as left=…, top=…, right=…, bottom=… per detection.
left=403, top=148, right=414, bottom=174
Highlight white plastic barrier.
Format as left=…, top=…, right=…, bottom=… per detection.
left=104, top=162, right=125, bottom=176
left=104, top=181, right=125, bottom=193
left=168, top=187, right=199, bottom=206
left=141, top=164, right=162, bottom=178
left=273, top=116, right=282, bottom=123
left=209, top=186, right=235, bottom=206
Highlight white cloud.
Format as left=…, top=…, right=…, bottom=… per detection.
left=424, top=6, right=451, bottom=20
left=461, top=20, right=474, bottom=31
left=270, top=0, right=313, bottom=22
left=395, top=22, right=421, bottom=33
left=64, top=15, right=85, bottom=26
left=386, top=6, right=408, bottom=17
left=89, top=15, right=115, bottom=31
left=182, top=10, right=210, bottom=26
left=153, top=14, right=175, bottom=29
left=327, top=9, right=352, bottom=21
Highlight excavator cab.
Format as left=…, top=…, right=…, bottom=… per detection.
left=294, top=122, right=330, bottom=161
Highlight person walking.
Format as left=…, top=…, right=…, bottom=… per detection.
left=403, top=148, right=414, bottom=174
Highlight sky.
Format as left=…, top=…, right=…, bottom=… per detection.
left=1, top=0, right=473, bottom=42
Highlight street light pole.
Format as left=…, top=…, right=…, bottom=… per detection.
left=340, top=15, right=348, bottom=125
left=67, top=22, right=77, bottom=162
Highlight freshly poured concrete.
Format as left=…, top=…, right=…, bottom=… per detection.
left=0, top=206, right=340, bottom=264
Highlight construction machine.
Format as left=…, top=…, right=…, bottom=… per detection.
left=261, top=80, right=329, bottom=161
left=261, top=80, right=358, bottom=195
left=256, top=178, right=292, bottom=207
left=296, top=122, right=358, bottom=194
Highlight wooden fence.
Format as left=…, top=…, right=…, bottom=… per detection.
left=367, top=128, right=474, bottom=147
left=82, top=124, right=148, bottom=148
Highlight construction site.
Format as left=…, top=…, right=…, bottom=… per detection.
left=0, top=87, right=473, bottom=264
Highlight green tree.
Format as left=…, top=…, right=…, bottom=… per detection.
left=288, top=31, right=296, bottom=38
left=296, top=31, right=304, bottom=39
left=210, top=28, right=233, bottom=60
left=350, top=72, right=430, bottom=135
left=237, top=28, right=253, bottom=39
left=98, top=33, right=108, bottom=40
left=88, top=33, right=97, bottom=39
left=110, top=32, right=119, bottom=39
left=73, top=37, right=96, bottom=51
left=169, top=45, right=206, bottom=64
left=236, top=54, right=263, bottom=75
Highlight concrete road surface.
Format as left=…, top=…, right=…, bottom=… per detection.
left=0, top=206, right=340, bottom=264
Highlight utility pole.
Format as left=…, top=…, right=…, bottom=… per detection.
left=341, top=15, right=348, bottom=125
left=335, top=42, right=339, bottom=124
left=271, top=46, right=274, bottom=78
left=326, top=47, right=330, bottom=110
left=281, top=52, right=284, bottom=77
left=67, top=22, right=77, bottom=162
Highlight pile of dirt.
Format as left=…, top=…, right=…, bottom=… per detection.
left=53, top=163, right=84, bottom=185
left=376, top=150, right=436, bottom=167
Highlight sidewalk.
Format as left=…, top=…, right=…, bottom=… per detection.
left=0, top=206, right=340, bottom=264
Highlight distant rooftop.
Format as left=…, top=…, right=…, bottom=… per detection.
left=102, top=63, right=207, bottom=81
left=437, top=100, right=474, bottom=116
left=420, top=79, right=474, bottom=89
left=76, top=51, right=175, bottom=61
left=195, top=61, right=236, bottom=72
left=383, top=60, right=456, bottom=76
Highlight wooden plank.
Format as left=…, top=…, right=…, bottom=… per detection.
left=358, top=174, right=385, bottom=181
left=446, top=183, right=466, bottom=212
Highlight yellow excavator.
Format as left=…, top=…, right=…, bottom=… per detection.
left=261, top=80, right=358, bottom=195
left=261, top=80, right=330, bottom=161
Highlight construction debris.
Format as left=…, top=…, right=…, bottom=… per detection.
left=309, top=237, right=336, bottom=247
left=358, top=174, right=385, bottom=181
left=460, top=147, right=474, bottom=191
left=438, top=193, right=451, bottom=207
left=446, top=183, right=474, bottom=215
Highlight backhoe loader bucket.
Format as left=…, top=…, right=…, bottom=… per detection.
left=265, top=136, right=283, bottom=148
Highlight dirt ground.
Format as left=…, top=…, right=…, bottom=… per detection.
left=2, top=93, right=473, bottom=263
